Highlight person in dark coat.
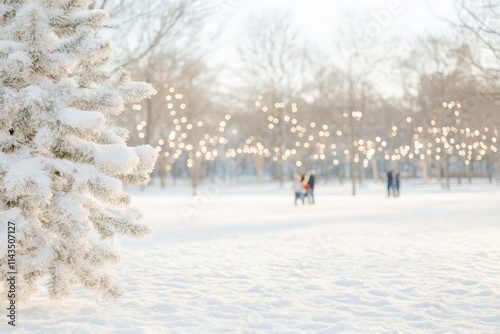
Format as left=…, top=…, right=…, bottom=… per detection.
left=387, top=170, right=394, bottom=197
left=394, top=169, right=400, bottom=197
left=307, top=170, right=316, bottom=204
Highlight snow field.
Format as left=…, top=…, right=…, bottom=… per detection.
left=7, top=181, right=500, bottom=333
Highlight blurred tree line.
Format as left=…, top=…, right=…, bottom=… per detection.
left=97, top=0, right=499, bottom=194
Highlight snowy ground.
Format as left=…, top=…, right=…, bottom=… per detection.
left=6, top=180, right=500, bottom=333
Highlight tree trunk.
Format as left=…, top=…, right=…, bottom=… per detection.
left=421, top=157, right=429, bottom=182
left=457, top=162, right=462, bottom=186
left=190, top=152, right=198, bottom=196
left=371, top=158, right=378, bottom=180
left=339, top=164, right=344, bottom=185
left=445, top=155, right=450, bottom=190
left=172, top=160, right=178, bottom=185
left=324, top=159, right=330, bottom=184
left=467, top=162, right=472, bottom=183
left=436, top=160, right=442, bottom=180
left=487, top=156, right=493, bottom=184
left=255, top=155, right=265, bottom=184
left=279, top=142, right=286, bottom=187
left=350, top=154, right=356, bottom=196
left=158, top=153, right=166, bottom=188
left=358, top=158, right=364, bottom=185
left=496, top=153, right=500, bottom=187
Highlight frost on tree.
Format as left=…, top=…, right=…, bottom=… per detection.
left=0, top=0, right=158, bottom=299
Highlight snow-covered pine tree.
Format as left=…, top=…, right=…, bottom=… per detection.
left=0, top=0, right=158, bottom=299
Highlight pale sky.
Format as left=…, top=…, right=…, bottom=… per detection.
left=213, top=0, right=455, bottom=52
left=208, top=0, right=456, bottom=96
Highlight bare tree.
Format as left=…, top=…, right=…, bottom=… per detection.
left=236, top=9, right=311, bottom=186
left=399, top=34, right=496, bottom=187
left=92, top=0, right=216, bottom=71
left=329, top=21, right=393, bottom=195
left=454, top=0, right=500, bottom=61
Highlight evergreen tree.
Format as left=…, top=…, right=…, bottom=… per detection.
left=0, top=0, right=158, bottom=299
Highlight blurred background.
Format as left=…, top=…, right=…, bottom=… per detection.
left=93, top=0, right=499, bottom=195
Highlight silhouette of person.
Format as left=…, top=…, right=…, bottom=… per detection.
left=307, top=170, right=316, bottom=204
left=394, top=169, right=400, bottom=197
left=387, top=170, right=394, bottom=197
left=293, top=174, right=306, bottom=205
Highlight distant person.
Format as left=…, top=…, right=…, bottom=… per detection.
left=394, top=169, right=400, bottom=197
left=293, top=174, right=306, bottom=205
left=302, top=175, right=311, bottom=203
left=387, top=170, right=394, bottom=197
left=307, top=170, right=316, bottom=204
left=301, top=174, right=310, bottom=201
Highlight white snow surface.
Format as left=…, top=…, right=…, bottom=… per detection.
left=57, top=108, right=105, bottom=130
left=93, top=143, right=140, bottom=175
left=5, top=180, right=500, bottom=333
